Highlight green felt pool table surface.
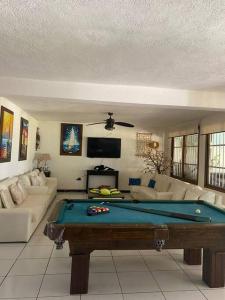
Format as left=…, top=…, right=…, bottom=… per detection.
left=56, top=199, right=225, bottom=225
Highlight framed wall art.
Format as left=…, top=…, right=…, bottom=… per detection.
left=60, top=123, right=83, bottom=156
left=19, top=117, right=29, bottom=161
left=0, top=106, right=14, bottom=163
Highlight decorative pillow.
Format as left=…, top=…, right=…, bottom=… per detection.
left=129, top=178, right=141, bottom=186
left=148, top=179, right=156, bottom=189
left=37, top=175, right=46, bottom=186
left=21, top=175, right=31, bottom=187
left=30, top=175, right=41, bottom=186
left=39, top=172, right=47, bottom=184
left=33, top=169, right=40, bottom=175
left=18, top=182, right=28, bottom=200
left=9, top=183, right=24, bottom=205
left=0, top=189, right=15, bottom=208
left=184, top=189, right=201, bottom=201
left=199, top=192, right=216, bottom=204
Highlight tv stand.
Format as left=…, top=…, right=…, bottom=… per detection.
left=86, top=170, right=119, bottom=193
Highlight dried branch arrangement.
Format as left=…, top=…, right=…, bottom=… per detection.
left=143, top=149, right=171, bottom=174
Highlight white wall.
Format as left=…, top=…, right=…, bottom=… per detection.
left=38, top=121, right=163, bottom=190
left=0, top=97, right=38, bottom=180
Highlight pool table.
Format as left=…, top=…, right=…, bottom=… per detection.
left=44, top=199, right=225, bottom=294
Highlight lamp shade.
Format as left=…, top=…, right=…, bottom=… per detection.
left=41, top=153, right=51, bottom=161
left=34, top=153, right=51, bottom=161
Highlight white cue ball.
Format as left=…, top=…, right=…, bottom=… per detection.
left=195, top=209, right=201, bottom=214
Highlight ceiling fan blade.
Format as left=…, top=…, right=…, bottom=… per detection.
left=115, top=121, right=134, bottom=127
left=86, top=122, right=105, bottom=126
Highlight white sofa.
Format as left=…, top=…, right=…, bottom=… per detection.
left=0, top=170, right=57, bottom=242
left=130, top=173, right=225, bottom=208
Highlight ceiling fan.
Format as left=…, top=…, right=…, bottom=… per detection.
left=87, top=112, right=135, bottom=131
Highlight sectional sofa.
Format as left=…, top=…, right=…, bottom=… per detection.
left=130, top=173, right=225, bottom=208
left=0, top=169, right=57, bottom=242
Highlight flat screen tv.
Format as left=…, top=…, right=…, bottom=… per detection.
left=87, top=137, right=121, bottom=158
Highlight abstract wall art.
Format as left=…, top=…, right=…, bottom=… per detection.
left=0, top=106, right=14, bottom=163
left=19, top=117, right=29, bottom=161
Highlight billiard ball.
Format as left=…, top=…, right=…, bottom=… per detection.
left=195, top=209, right=201, bottom=214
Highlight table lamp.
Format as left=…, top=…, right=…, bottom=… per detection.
left=34, top=153, right=51, bottom=171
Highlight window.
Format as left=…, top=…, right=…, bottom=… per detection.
left=206, top=132, right=225, bottom=190
left=171, top=134, right=199, bottom=183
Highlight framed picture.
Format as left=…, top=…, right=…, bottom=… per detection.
left=19, top=117, right=29, bottom=161
left=0, top=106, right=14, bottom=163
left=60, top=123, right=83, bottom=156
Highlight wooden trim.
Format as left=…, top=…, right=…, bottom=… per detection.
left=57, top=189, right=86, bottom=192
left=171, top=134, right=199, bottom=184
left=57, top=189, right=130, bottom=193
left=170, top=137, right=174, bottom=176
left=205, top=184, right=225, bottom=193
left=204, top=133, right=225, bottom=192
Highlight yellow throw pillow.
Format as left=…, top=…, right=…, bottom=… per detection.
left=100, top=188, right=111, bottom=196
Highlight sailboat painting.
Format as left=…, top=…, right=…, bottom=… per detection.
left=0, top=106, right=14, bottom=163
left=60, top=123, right=83, bottom=156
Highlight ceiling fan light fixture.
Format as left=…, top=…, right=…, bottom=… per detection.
left=105, top=124, right=115, bottom=131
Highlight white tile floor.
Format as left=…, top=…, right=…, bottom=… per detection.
left=0, top=192, right=224, bottom=299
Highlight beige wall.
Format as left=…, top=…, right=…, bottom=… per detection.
left=38, top=121, right=163, bottom=190
left=0, top=97, right=38, bottom=180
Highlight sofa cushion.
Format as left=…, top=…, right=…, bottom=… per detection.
left=140, top=187, right=157, bottom=199
left=37, top=175, right=46, bottom=186
left=184, top=189, right=202, bottom=200
left=9, top=183, right=25, bottom=205
left=20, top=175, right=31, bottom=187
left=18, top=200, right=46, bottom=222
left=199, top=192, right=216, bottom=204
left=155, top=175, right=170, bottom=192
left=141, top=173, right=154, bottom=187
left=30, top=175, right=41, bottom=186
left=0, top=189, right=15, bottom=208
left=18, top=182, right=28, bottom=200
left=169, top=183, right=187, bottom=200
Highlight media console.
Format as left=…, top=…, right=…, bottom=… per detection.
left=86, top=170, right=119, bottom=193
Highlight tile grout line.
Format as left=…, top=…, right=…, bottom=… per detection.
left=167, top=250, right=208, bottom=300
left=0, top=242, right=27, bottom=289
left=36, top=238, right=55, bottom=299
left=111, top=250, right=125, bottom=300
left=140, top=249, right=167, bottom=300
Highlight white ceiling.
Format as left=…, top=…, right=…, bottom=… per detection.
left=9, top=96, right=213, bottom=130
left=0, top=1, right=225, bottom=90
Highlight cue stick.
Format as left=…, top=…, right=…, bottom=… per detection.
left=104, top=202, right=211, bottom=223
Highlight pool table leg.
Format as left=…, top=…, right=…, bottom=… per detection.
left=70, top=251, right=90, bottom=294
left=203, top=249, right=225, bottom=288
left=183, top=248, right=201, bottom=265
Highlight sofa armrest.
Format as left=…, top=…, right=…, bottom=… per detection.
left=26, top=186, right=49, bottom=194
left=156, top=192, right=173, bottom=200
left=46, top=177, right=57, bottom=184
left=0, top=208, right=32, bottom=242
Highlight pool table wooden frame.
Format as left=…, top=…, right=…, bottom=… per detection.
left=45, top=200, right=225, bottom=294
